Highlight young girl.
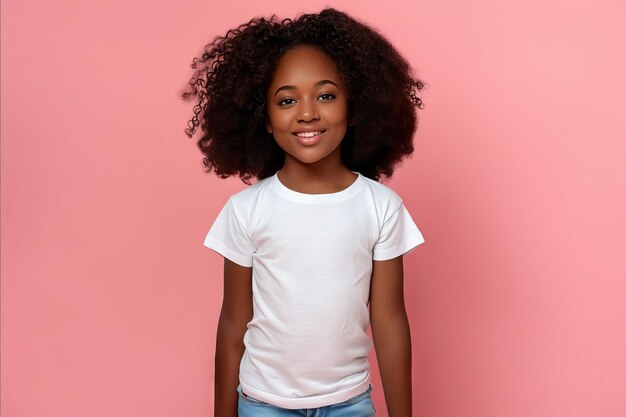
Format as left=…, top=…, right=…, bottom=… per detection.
left=182, top=8, right=426, bottom=417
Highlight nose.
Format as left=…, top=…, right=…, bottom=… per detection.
left=297, top=99, right=319, bottom=123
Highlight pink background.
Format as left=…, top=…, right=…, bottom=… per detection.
left=2, top=0, right=625, bottom=416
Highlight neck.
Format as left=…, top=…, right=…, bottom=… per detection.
left=278, top=157, right=357, bottom=195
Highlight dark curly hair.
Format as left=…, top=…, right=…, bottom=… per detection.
left=181, top=8, right=425, bottom=184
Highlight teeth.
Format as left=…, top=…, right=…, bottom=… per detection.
left=295, top=131, right=323, bottom=138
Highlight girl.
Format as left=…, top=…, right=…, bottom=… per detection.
left=181, top=8, right=426, bottom=417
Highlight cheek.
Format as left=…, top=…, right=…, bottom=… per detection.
left=324, top=102, right=349, bottom=126
left=267, top=108, right=291, bottom=129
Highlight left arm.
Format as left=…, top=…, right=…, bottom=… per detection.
left=370, top=255, right=412, bottom=417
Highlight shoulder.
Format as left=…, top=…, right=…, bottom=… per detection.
left=227, top=174, right=275, bottom=221
left=359, top=174, right=405, bottom=217
left=229, top=174, right=272, bottom=201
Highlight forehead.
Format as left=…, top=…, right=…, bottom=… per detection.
left=270, top=46, right=343, bottom=87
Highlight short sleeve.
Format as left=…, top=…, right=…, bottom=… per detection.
left=203, top=197, right=256, bottom=267
left=372, top=201, right=425, bottom=261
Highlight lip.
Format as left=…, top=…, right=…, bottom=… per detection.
left=292, top=129, right=326, bottom=146
left=291, top=127, right=327, bottom=134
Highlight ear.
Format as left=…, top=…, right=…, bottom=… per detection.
left=348, top=115, right=357, bottom=126
left=266, top=123, right=273, bottom=133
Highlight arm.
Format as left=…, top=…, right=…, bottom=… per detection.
left=214, top=258, right=253, bottom=417
left=370, top=255, right=413, bottom=417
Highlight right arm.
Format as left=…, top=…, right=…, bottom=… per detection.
left=214, top=258, right=253, bottom=417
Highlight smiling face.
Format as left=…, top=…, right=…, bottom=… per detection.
left=266, top=46, right=351, bottom=169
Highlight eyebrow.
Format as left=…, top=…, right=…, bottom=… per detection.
left=273, top=80, right=339, bottom=97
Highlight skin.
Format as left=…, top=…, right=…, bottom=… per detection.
left=214, top=45, right=413, bottom=417
left=370, top=256, right=414, bottom=417
left=266, top=46, right=358, bottom=194
left=214, top=259, right=252, bottom=417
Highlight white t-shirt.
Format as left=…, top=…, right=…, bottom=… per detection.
left=203, top=170, right=425, bottom=409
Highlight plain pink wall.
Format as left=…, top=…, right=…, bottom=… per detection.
left=2, top=0, right=625, bottom=416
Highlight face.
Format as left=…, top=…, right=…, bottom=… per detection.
left=266, top=46, right=351, bottom=168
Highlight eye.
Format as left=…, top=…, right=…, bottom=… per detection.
left=318, top=93, right=336, bottom=101
left=278, top=98, right=296, bottom=106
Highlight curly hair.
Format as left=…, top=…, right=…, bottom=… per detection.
left=181, top=8, right=425, bottom=184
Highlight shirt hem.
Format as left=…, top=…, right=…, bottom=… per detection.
left=372, top=234, right=425, bottom=261
left=239, top=379, right=371, bottom=409
left=203, top=236, right=253, bottom=267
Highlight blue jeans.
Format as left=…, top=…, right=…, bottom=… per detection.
left=237, top=384, right=376, bottom=417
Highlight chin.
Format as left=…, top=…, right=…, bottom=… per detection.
left=293, top=156, right=330, bottom=165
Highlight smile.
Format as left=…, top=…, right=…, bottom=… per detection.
left=292, top=130, right=326, bottom=146
left=293, top=130, right=326, bottom=138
